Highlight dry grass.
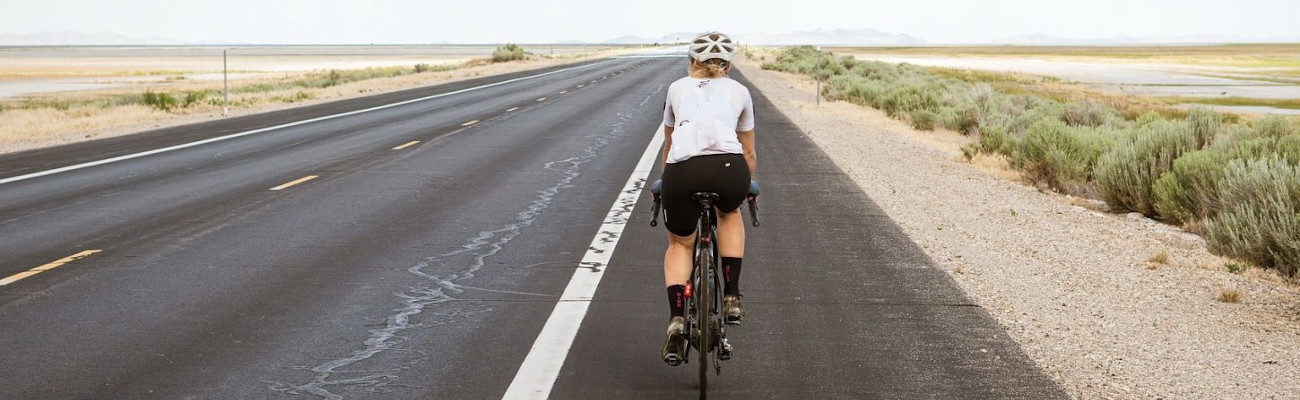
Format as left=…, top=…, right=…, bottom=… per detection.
left=0, top=105, right=163, bottom=151
left=964, top=152, right=1023, bottom=181
left=1149, top=249, right=1171, bottom=264
left=1217, top=288, right=1242, bottom=303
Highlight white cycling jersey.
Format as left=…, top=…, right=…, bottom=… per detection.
left=662, top=76, right=754, bottom=164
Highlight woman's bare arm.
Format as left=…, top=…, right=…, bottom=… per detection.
left=662, top=125, right=675, bottom=169
left=736, top=129, right=756, bottom=173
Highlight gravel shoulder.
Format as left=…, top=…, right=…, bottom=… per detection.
left=736, top=57, right=1300, bottom=399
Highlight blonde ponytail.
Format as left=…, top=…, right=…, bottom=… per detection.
left=689, top=59, right=729, bottom=79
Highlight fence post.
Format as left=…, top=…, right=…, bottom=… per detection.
left=223, top=49, right=229, bottom=116
left=815, top=45, right=821, bottom=105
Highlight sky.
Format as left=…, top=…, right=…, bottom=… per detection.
left=2, top=0, right=1298, bottom=44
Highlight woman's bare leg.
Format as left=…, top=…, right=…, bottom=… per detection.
left=716, top=209, right=745, bottom=258
left=664, top=232, right=695, bottom=286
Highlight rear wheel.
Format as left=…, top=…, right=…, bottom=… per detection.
left=695, top=242, right=712, bottom=399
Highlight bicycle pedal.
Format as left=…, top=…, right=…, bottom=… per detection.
left=718, top=339, right=733, bottom=361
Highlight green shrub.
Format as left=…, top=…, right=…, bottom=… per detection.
left=1185, top=107, right=1222, bottom=148
left=142, top=90, right=178, bottom=111
left=939, top=106, right=980, bottom=134
left=1135, top=111, right=1165, bottom=127
left=977, top=125, right=1018, bottom=157
left=1017, top=119, right=1121, bottom=195
left=909, top=109, right=938, bottom=131
left=182, top=90, right=212, bottom=107
left=1095, top=120, right=1198, bottom=215
left=413, top=62, right=457, bottom=73
left=1153, top=125, right=1300, bottom=225
left=1279, top=134, right=1300, bottom=163
left=879, top=84, right=942, bottom=118
left=1251, top=115, right=1296, bottom=139
left=1204, top=156, right=1300, bottom=276
left=492, top=44, right=527, bottom=63
left=1064, top=100, right=1117, bottom=127
left=825, top=75, right=885, bottom=106
left=1153, top=149, right=1228, bottom=225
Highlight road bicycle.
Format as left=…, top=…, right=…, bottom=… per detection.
left=650, top=180, right=759, bottom=399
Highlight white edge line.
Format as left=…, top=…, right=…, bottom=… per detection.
left=0, top=60, right=614, bottom=187
left=501, top=126, right=664, bottom=400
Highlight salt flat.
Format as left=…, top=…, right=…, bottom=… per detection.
left=849, top=52, right=1300, bottom=115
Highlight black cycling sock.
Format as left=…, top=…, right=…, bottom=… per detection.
left=722, top=257, right=743, bottom=296
left=667, top=285, right=686, bottom=318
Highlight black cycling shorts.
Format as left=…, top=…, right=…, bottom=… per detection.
left=660, top=153, right=751, bottom=237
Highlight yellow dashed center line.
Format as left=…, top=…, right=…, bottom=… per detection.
left=461, top=120, right=479, bottom=126
left=577, top=84, right=585, bottom=88
left=506, top=107, right=520, bottom=112
left=558, top=91, right=567, bottom=94
left=393, top=141, right=420, bottom=150
left=0, top=250, right=102, bottom=286
left=270, top=175, right=318, bottom=191
left=536, top=97, right=547, bottom=102
left=590, top=80, right=597, bottom=83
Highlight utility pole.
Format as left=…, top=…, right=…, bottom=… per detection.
left=815, top=45, right=822, bottom=105
left=222, top=49, right=229, bottom=116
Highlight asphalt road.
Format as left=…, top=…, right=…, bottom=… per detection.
left=0, top=56, right=1066, bottom=399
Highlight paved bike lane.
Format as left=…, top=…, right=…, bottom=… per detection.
left=545, top=69, right=1067, bottom=399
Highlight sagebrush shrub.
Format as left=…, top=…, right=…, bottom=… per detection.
left=909, top=109, right=937, bottom=131
left=1153, top=149, right=1228, bottom=224
left=1277, top=134, right=1300, bottom=163
left=1252, top=115, right=1296, bottom=139
left=1185, top=107, right=1222, bottom=148
left=1018, top=119, right=1120, bottom=195
left=492, top=44, right=527, bottom=63
left=142, top=90, right=178, bottom=111
left=1204, top=156, right=1300, bottom=276
left=1064, top=100, right=1117, bottom=127
left=1095, top=120, right=1198, bottom=215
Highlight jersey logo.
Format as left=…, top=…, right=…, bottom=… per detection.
left=696, top=80, right=711, bottom=88
left=678, top=120, right=690, bottom=127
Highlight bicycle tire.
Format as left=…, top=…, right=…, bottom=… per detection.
left=712, top=229, right=724, bottom=377
left=696, top=222, right=713, bottom=399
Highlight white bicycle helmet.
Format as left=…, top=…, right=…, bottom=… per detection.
left=689, top=31, right=736, bottom=63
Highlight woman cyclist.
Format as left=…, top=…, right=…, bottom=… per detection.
left=658, top=31, right=757, bottom=366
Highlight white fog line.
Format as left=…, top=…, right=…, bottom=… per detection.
left=0, top=60, right=614, bottom=187
left=501, top=126, right=664, bottom=400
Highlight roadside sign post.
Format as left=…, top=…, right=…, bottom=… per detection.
left=815, top=45, right=821, bottom=105
left=223, top=49, right=229, bottom=116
